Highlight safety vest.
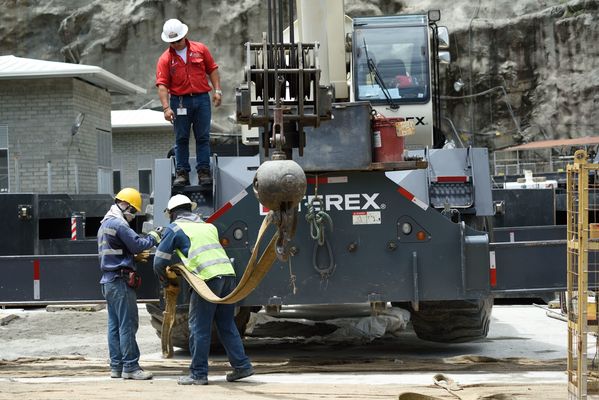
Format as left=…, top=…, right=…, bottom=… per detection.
left=174, top=220, right=235, bottom=281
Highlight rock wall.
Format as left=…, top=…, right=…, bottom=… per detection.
left=1, top=0, right=597, bottom=150
left=433, top=0, right=599, bottom=150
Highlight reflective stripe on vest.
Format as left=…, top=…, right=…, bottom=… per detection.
left=174, top=221, right=235, bottom=281
left=100, top=248, right=123, bottom=256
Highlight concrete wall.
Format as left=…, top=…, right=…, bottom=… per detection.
left=0, top=78, right=111, bottom=193
left=112, top=128, right=182, bottom=194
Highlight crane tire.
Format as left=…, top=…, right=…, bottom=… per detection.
left=408, top=296, right=493, bottom=343
left=146, top=303, right=255, bottom=351
left=147, top=303, right=190, bottom=349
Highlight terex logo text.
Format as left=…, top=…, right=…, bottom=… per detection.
left=260, top=193, right=384, bottom=215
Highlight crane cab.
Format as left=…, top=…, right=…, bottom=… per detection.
left=351, top=14, right=434, bottom=149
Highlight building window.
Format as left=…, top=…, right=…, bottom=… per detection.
left=0, top=149, right=8, bottom=193
left=113, top=170, right=121, bottom=193
left=97, top=128, right=112, bottom=193
left=139, top=169, right=152, bottom=194
left=0, top=126, right=8, bottom=193
left=97, top=167, right=112, bottom=194
left=96, top=128, right=112, bottom=168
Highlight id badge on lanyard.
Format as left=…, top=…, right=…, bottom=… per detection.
left=177, top=97, right=187, bottom=116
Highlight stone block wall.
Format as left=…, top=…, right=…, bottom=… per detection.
left=112, top=127, right=180, bottom=193
left=0, top=78, right=111, bottom=194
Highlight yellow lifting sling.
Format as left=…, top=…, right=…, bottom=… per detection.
left=161, top=213, right=278, bottom=358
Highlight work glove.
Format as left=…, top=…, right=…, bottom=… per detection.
left=156, top=265, right=180, bottom=288
left=134, top=250, right=151, bottom=263
left=147, top=226, right=164, bottom=244
left=165, top=266, right=180, bottom=285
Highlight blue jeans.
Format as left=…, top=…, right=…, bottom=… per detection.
left=188, top=275, right=252, bottom=379
left=171, top=93, right=211, bottom=172
left=101, top=278, right=140, bottom=373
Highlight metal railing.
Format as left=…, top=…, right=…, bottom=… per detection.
left=567, top=150, right=599, bottom=399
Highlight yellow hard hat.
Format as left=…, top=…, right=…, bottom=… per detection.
left=115, top=188, right=142, bottom=212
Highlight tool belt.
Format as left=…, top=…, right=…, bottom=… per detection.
left=119, top=268, right=141, bottom=289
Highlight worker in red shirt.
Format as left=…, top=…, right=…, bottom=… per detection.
left=156, top=19, right=222, bottom=187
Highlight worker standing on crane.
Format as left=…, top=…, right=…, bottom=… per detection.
left=97, top=188, right=162, bottom=380
left=153, top=194, right=254, bottom=385
left=156, top=18, right=223, bottom=187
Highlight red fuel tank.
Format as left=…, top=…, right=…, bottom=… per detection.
left=372, top=117, right=405, bottom=163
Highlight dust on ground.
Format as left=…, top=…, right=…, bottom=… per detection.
left=0, top=379, right=569, bottom=400
left=0, top=306, right=159, bottom=360
left=0, top=305, right=572, bottom=399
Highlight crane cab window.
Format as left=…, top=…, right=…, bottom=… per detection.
left=353, top=16, right=430, bottom=105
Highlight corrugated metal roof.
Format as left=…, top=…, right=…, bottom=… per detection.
left=111, top=110, right=172, bottom=130
left=499, top=136, right=599, bottom=151
left=0, top=55, right=146, bottom=95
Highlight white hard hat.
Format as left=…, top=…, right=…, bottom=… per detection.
left=161, top=19, right=188, bottom=43
left=165, top=194, right=197, bottom=212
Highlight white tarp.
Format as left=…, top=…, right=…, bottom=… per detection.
left=247, top=307, right=411, bottom=343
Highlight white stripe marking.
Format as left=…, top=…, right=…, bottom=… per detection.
left=230, top=190, right=248, bottom=205
left=327, top=176, right=348, bottom=183
left=411, top=197, right=429, bottom=211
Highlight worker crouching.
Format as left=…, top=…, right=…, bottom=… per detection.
left=153, top=194, right=254, bottom=385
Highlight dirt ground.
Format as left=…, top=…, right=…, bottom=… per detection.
left=0, top=379, right=569, bottom=400
left=0, top=305, right=575, bottom=399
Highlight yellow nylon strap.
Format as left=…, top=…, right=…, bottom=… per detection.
left=168, top=212, right=278, bottom=304
left=160, top=213, right=279, bottom=358
left=160, top=279, right=180, bottom=358
left=161, top=214, right=278, bottom=358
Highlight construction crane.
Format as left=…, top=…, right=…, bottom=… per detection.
left=0, top=1, right=568, bottom=351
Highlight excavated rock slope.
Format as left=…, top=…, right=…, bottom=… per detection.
left=1, top=0, right=597, bottom=150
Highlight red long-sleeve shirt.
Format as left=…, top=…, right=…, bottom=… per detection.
left=155, top=39, right=219, bottom=96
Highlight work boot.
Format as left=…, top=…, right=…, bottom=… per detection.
left=226, top=366, right=254, bottom=382
left=197, top=168, right=212, bottom=185
left=173, top=170, right=189, bottom=186
left=110, top=370, right=122, bottom=378
left=122, top=369, right=153, bottom=380
left=177, top=375, right=208, bottom=385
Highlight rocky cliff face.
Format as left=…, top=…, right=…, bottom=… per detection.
left=1, top=0, right=597, bottom=151
left=432, top=0, right=599, bottom=151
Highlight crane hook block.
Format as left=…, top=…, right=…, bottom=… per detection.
left=253, top=159, right=306, bottom=211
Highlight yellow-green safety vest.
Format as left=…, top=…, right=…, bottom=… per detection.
left=174, top=221, right=235, bottom=281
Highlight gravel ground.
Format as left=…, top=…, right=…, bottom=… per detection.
left=0, top=304, right=580, bottom=399
left=1, top=305, right=159, bottom=360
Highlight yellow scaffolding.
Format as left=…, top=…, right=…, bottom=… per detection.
left=567, top=150, right=599, bottom=399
